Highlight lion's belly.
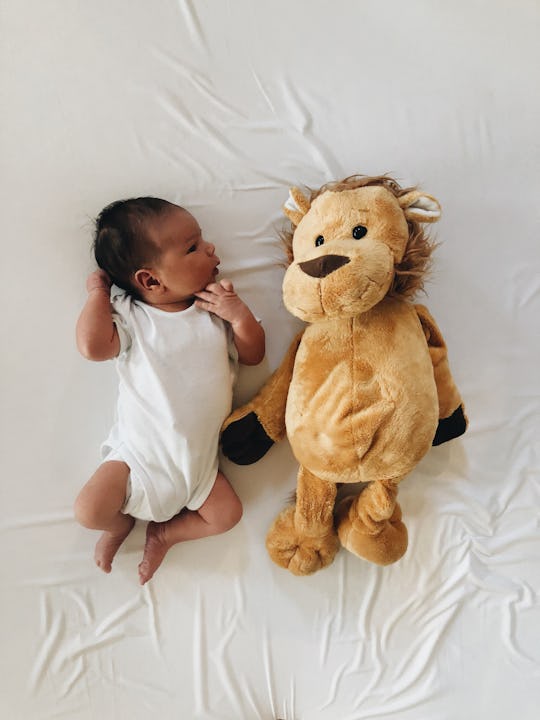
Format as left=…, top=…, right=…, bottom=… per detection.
left=285, top=304, right=439, bottom=483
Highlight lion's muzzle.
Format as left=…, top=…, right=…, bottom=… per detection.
left=298, top=254, right=350, bottom=278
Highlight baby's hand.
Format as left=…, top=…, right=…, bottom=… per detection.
left=194, top=279, right=251, bottom=325
left=86, top=269, right=112, bottom=294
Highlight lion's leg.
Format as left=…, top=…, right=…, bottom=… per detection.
left=266, top=466, right=340, bottom=576
left=335, top=479, right=408, bottom=566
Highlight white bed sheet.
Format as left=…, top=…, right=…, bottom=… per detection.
left=1, top=1, right=539, bottom=718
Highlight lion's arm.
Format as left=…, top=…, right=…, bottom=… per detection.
left=221, top=330, right=304, bottom=464
left=414, top=304, right=468, bottom=445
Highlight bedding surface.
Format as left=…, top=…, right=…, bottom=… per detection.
left=1, top=1, right=539, bottom=718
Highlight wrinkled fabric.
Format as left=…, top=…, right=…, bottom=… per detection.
left=1, top=1, right=539, bottom=718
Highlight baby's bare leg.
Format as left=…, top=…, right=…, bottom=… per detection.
left=138, top=471, right=242, bottom=585
left=74, top=461, right=134, bottom=573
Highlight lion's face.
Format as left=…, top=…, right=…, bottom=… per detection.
left=283, top=186, right=410, bottom=322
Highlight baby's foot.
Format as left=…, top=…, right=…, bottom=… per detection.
left=94, top=519, right=134, bottom=573
left=138, top=522, right=170, bottom=585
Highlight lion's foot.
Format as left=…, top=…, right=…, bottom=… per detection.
left=266, top=506, right=340, bottom=576
left=336, top=495, right=408, bottom=566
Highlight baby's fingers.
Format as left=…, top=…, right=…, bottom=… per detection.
left=194, top=290, right=215, bottom=304
left=219, top=278, right=234, bottom=292
left=194, top=299, right=214, bottom=313
left=201, top=279, right=235, bottom=296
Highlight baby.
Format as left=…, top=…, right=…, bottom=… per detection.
left=74, top=197, right=265, bottom=584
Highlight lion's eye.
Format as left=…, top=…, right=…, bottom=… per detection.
left=352, top=225, right=367, bottom=239
left=315, top=235, right=325, bottom=247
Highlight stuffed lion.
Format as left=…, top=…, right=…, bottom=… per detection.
left=222, top=175, right=467, bottom=575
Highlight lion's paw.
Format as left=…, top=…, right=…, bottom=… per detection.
left=336, top=496, right=408, bottom=566
left=265, top=506, right=340, bottom=576
left=221, top=410, right=274, bottom=465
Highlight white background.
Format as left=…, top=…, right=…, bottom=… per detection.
left=1, top=1, right=539, bottom=718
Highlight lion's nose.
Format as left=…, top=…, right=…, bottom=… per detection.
left=298, top=254, right=350, bottom=278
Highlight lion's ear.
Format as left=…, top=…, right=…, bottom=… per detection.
left=283, top=187, right=311, bottom=225
left=399, top=191, right=441, bottom=223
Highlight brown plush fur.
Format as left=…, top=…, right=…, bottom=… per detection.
left=223, top=176, right=465, bottom=575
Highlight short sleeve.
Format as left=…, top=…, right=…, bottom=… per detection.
left=110, top=285, right=132, bottom=354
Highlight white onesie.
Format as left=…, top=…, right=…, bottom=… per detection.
left=101, top=286, right=238, bottom=522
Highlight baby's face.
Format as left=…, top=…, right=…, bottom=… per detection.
left=150, top=207, right=220, bottom=302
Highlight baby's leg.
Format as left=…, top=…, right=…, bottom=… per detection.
left=138, top=471, right=242, bottom=585
left=74, top=461, right=135, bottom=573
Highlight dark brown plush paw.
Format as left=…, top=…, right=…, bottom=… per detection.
left=220, top=411, right=275, bottom=464
left=432, top=404, right=468, bottom=446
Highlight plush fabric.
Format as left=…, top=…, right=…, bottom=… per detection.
left=222, top=175, right=467, bottom=575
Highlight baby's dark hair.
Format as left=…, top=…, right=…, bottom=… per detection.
left=93, top=197, right=178, bottom=296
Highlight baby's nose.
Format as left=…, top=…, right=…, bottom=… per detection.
left=206, top=242, right=216, bottom=255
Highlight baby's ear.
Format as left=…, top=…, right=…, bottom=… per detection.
left=398, top=191, right=442, bottom=223
left=283, top=187, right=311, bottom=225
left=134, top=269, right=161, bottom=292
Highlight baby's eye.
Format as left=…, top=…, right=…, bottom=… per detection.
left=352, top=225, right=367, bottom=239
left=187, top=244, right=197, bottom=253
left=315, top=235, right=324, bottom=247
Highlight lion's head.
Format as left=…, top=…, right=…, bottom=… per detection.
left=281, top=175, right=441, bottom=322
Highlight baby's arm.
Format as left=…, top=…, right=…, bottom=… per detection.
left=76, top=270, right=120, bottom=361
left=195, top=279, right=265, bottom=365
